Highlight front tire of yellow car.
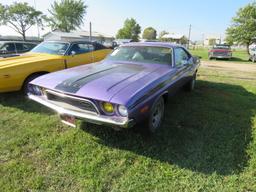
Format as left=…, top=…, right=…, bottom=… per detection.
left=22, top=74, right=43, bottom=96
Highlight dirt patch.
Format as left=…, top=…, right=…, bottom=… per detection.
left=201, top=61, right=256, bottom=73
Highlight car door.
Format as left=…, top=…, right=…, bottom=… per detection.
left=65, top=42, right=93, bottom=68
left=174, top=47, right=193, bottom=87
left=0, top=43, right=16, bottom=55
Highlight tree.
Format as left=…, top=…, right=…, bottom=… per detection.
left=116, top=18, right=141, bottom=41
left=47, top=0, right=87, bottom=32
left=226, top=2, right=256, bottom=53
left=159, top=30, right=169, bottom=39
left=142, top=27, right=157, bottom=40
left=180, top=36, right=188, bottom=45
left=0, top=2, right=45, bottom=40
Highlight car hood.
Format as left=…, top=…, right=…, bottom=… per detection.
left=31, top=61, right=173, bottom=106
left=0, top=53, right=62, bottom=69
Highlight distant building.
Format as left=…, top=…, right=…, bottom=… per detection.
left=161, top=33, right=187, bottom=45
left=204, top=36, right=221, bottom=46
left=43, top=30, right=114, bottom=44
left=0, top=35, right=41, bottom=42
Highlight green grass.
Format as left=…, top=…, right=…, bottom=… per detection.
left=0, top=64, right=256, bottom=191
left=190, top=48, right=250, bottom=63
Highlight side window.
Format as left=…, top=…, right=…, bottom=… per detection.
left=174, top=47, right=190, bottom=66
left=23, top=44, right=32, bottom=50
left=94, top=43, right=105, bottom=50
left=15, top=43, right=24, bottom=51
left=1, top=43, right=16, bottom=53
left=68, top=43, right=94, bottom=55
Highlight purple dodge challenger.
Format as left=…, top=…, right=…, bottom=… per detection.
left=29, top=42, right=200, bottom=133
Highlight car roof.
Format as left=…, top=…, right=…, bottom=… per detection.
left=120, top=42, right=184, bottom=49
left=44, top=40, right=99, bottom=44
left=0, top=41, right=37, bottom=44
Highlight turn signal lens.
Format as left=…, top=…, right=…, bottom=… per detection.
left=102, top=102, right=114, bottom=113
left=118, top=105, right=128, bottom=117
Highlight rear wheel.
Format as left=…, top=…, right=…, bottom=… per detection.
left=184, top=73, right=196, bottom=92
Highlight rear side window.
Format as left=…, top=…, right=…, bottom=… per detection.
left=15, top=43, right=24, bottom=51
left=24, top=43, right=36, bottom=50
left=68, top=43, right=95, bottom=55
left=94, top=43, right=107, bottom=50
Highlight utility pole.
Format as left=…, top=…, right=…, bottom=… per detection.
left=188, top=24, right=192, bottom=49
left=33, top=0, right=40, bottom=40
left=89, top=22, right=92, bottom=42
left=202, top=33, right=205, bottom=47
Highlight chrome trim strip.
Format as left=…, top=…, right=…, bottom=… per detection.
left=29, top=95, right=133, bottom=128
left=45, top=89, right=100, bottom=114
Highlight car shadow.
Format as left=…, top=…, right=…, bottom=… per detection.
left=0, top=92, right=53, bottom=114
left=81, top=80, right=255, bottom=176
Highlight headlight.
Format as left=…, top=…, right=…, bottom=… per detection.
left=118, top=105, right=128, bottom=117
left=101, top=102, right=114, bottom=114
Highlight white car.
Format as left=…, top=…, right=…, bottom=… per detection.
left=249, top=47, right=256, bottom=62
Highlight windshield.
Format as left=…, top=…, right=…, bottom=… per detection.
left=213, top=45, right=230, bottom=49
left=106, top=46, right=172, bottom=65
left=31, top=42, right=69, bottom=55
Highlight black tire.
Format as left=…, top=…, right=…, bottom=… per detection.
left=22, top=74, right=42, bottom=95
left=143, top=97, right=165, bottom=134
left=184, top=73, right=196, bottom=92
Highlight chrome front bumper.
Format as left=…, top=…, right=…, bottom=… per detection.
left=211, top=55, right=232, bottom=59
left=29, top=95, right=134, bottom=128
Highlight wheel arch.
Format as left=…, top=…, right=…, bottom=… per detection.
left=162, top=91, right=169, bottom=104
left=22, top=71, right=49, bottom=88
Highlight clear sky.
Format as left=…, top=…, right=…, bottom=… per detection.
left=0, top=0, right=253, bottom=40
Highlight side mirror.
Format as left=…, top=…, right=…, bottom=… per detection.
left=193, top=56, right=201, bottom=64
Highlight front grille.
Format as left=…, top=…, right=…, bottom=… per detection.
left=213, top=52, right=228, bottom=56
left=46, top=90, right=98, bottom=114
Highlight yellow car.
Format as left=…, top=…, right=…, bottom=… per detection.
left=0, top=40, right=112, bottom=93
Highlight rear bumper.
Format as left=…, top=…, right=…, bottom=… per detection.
left=29, top=95, right=134, bottom=128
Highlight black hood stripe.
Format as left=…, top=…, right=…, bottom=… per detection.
left=55, top=64, right=145, bottom=93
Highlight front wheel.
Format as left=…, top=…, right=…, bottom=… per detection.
left=23, top=74, right=42, bottom=95
left=144, top=97, right=165, bottom=133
